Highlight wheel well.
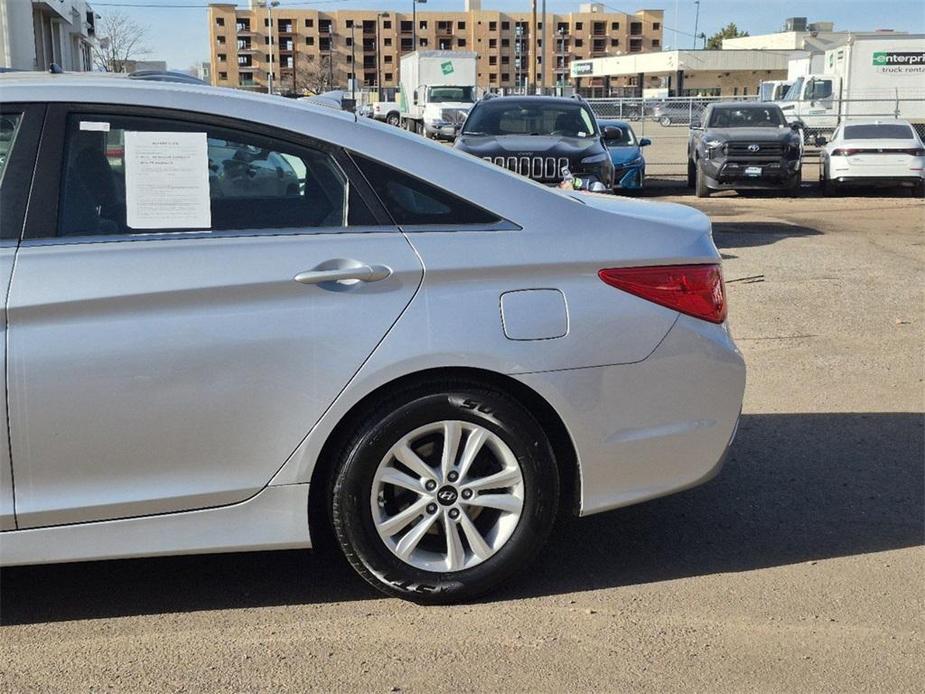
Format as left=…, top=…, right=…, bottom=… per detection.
left=307, top=367, right=581, bottom=549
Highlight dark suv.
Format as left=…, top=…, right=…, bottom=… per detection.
left=688, top=102, right=804, bottom=197
left=454, top=96, right=615, bottom=189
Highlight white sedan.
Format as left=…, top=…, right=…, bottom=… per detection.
left=0, top=74, right=745, bottom=603
left=817, top=120, right=925, bottom=195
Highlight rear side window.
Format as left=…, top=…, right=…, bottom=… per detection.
left=352, top=154, right=501, bottom=227
left=58, top=114, right=376, bottom=236
left=0, top=113, right=22, bottom=183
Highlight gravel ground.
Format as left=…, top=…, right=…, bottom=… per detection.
left=1, top=182, right=923, bottom=693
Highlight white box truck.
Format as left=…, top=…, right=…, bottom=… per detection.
left=776, top=34, right=925, bottom=131
left=399, top=51, right=478, bottom=139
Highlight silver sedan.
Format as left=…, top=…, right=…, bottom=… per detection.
left=0, top=75, right=745, bottom=603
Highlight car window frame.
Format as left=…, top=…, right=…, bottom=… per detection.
left=23, top=102, right=395, bottom=244
left=0, top=103, right=45, bottom=242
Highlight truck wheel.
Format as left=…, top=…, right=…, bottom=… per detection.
left=695, top=162, right=711, bottom=198
left=659, top=116, right=672, bottom=127
left=687, top=159, right=696, bottom=188
left=788, top=170, right=802, bottom=197
left=386, top=112, right=401, bottom=127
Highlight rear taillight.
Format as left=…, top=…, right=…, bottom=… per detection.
left=832, top=148, right=861, bottom=156
left=599, top=264, right=727, bottom=324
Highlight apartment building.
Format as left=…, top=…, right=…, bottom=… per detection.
left=208, top=2, right=662, bottom=94
left=0, top=0, right=97, bottom=71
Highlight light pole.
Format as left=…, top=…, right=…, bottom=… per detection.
left=557, top=27, right=567, bottom=91
left=692, top=0, right=700, bottom=50
left=539, top=0, right=546, bottom=93
left=412, top=0, right=426, bottom=51
left=350, top=23, right=356, bottom=102
left=259, top=0, right=280, bottom=94
left=377, top=12, right=388, bottom=99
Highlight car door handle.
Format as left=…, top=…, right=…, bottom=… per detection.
left=294, top=261, right=392, bottom=286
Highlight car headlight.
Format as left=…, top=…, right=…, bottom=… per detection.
left=581, top=152, right=610, bottom=164
left=625, top=155, right=643, bottom=167
left=704, top=138, right=723, bottom=149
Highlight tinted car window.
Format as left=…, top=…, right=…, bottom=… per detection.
left=463, top=101, right=597, bottom=138
left=352, top=154, right=502, bottom=227
left=58, top=114, right=375, bottom=236
left=708, top=107, right=784, bottom=128
left=0, top=113, right=22, bottom=183
left=844, top=124, right=915, bottom=140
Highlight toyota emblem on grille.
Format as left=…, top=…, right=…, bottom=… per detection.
left=748, top=144, right=761, bottom=152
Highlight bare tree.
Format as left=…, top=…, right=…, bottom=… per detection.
left=92, top=11, right=151, bottom=72
left=292, top=53, right=336, bottom=95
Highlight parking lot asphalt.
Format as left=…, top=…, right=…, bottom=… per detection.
left=1, top=182, right=922, bottom=693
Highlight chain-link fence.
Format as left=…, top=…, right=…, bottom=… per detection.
left=585, top=96, right=925, bottom=177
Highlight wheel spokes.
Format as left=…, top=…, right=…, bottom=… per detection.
left=458, top=509, right=492, bottom=561
left=379, top=468, right=426, bottom=495
left=465, top=492, right=523, bottom=515
left=456, top=428, right=488, bottom=481
left=462, top=467, right=521, bottom=493
left=441, top=420, right=462, bottom=481
left=394, top=511, right=439, bottom=560
left=393, top=443, right=435, bottom=481
left=377, top=497, right=428, bottom=537
left=444, top=512, right=465, bottom=571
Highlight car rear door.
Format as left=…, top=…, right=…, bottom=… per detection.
left=0, top=103, right=44, bottom=530
left=8, top=103, right=422, bottom=529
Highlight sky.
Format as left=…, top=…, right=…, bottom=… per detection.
left=92, top=0, right=925, bottom=71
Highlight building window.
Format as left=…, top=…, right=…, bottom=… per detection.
left=345, top=19, right=353, bottom=28
left=401, top=21, right=412, bottom=32
left=384, top=55, right=392, bottom=63
left=501, top=73, right=509, bottom=82
left=458, top=38, right=466, bottom=47
left=610, top=38, right=619, bottom=47
left=611, top=22, right=620, bottom=30
left=217, top=53, right=226, bottom=62
left=575, top=22, right=583, bottom=30
left=346, top=55, right=352, bottom=63
left=345, top=37, right=352, bottom=46
left=420, top=38, right=429, bottom=47
left=458, top=21, right=466, bottom=30
left=218, top=71, right=227, bottom=80
left=501, top=55, right=509, bottom=64
left=630, top=22, right=642, bottom=35
left=419, top=20, right=427, bottom=29
left=653, top=22, right=660, bottom=30
left=305, top=36, right=314, bottom=45
left=489, top=56, right=497, bottom=66
left=401, top=38, right=413, bottom=51
left=216, top=17, right=224, bottom=27
left=217, top=36, right=226, bottom=45
left=574, top=38, right=583, bottom=47
left=384, top=72, right=392, bottom=81
left=384, top=37, right=392, bottom=46
left=264, top=18, right=271, bottom=27
left=305, top=19, right=313, bottom=28
left=652, top=38, right=660, bottom=47
left=489, top=21, right=497, bottom=31
left=489, top=38, right=497, bottom=48
left=383, top=20, right=391, bottom=29
left=557, top=22, right=568, bottom=32
left=501, top=21, right=510, bottom=31
left=501, top=38, right=509, bottom=47
left=489, top=73, right=497, bottom=83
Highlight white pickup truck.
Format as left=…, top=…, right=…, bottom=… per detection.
left=371, top=100, right=401, bottom=127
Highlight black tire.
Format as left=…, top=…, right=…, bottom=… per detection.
left=330, top=380, right=559, bottom=604
left=788, top=170, right=802, bottom=197
left=695, top=161, right=711, bottom=198
left=687, top=159, right=696, bottom=188
left=659, top=115, right=671, bottom=127
left=386, top=112, right=401, bottom=127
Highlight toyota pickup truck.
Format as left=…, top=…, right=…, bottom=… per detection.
left=688, top=102, right=804, bottom=197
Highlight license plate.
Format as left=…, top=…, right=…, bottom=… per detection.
left=745, top=166, right=762, bottom=177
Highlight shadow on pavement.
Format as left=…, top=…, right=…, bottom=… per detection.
left=712, top=221, right=822, bottom=249
left=1, top=413, right=922, bottom=622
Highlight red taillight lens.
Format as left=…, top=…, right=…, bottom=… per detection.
left=599, top=264, right=728, bottom=324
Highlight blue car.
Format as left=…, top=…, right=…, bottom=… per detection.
left=598, top=119, right=651, bottom=192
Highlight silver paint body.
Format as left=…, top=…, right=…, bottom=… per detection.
left=0, top=79, right=745, bottom=566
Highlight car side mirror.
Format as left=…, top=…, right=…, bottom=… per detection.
left=690, top=119, right=702, bottom=129
left=813, top=135, right=827, bottom=147
left=602, top=126, right=622, bottom=140
left=639, top=137, right=652, bottom=147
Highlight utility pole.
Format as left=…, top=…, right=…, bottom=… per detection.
left=530, top=0, right=537, bottom=94
left=539, top=0, right=545, bottom=92
left=260, top=0, right=279, bottom=94
left=413, top=0, right=426, bottom=51
left=692, top=0, right=700, bottom=50
left=350, top=23, right=356, bottom=102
